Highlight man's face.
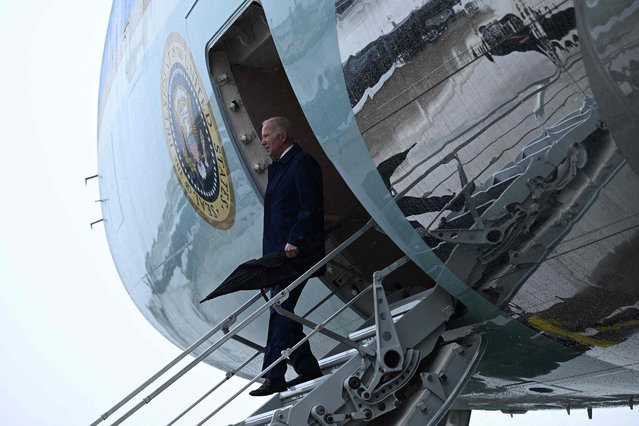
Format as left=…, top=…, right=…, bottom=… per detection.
left=261, top=121, right=288, bottom=160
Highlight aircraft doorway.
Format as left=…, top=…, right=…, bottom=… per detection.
left=207, top=2, right=438, bottom=320
left=207, top=3, right=345, bottom=202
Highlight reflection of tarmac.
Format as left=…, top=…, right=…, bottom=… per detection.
left=508, top=164, right=639, bottom=370
left=341, top=0, right=460, bottom=107
left=352, top=6, right=584, bottom=205
left=354, top=8, right=491, bottom=139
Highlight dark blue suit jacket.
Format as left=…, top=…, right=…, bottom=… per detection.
left=263, top=144, right=325, bottom=275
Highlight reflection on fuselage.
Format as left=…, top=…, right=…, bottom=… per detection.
left=479, top=7, right=576, bottom=62
left=336, top=0, right=639, bottom=369
left=339, top=0, right=459, bottom=108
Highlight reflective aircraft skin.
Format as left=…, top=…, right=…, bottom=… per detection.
left=98, top=0, right=639, bottom=419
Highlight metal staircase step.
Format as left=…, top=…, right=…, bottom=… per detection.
left=280, top=375, right=329, bottom=401
left=318, top=348, right=358, bottom=370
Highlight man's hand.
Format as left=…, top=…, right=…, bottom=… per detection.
left=284, top=243, right=299, bottom=259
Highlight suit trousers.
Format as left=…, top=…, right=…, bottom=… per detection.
left=262, top=278, right=321, bottom=381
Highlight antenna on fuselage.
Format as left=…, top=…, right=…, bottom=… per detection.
left=85, top=173, right=104, bottom=229
left=84, top=174, right=99, bottom=185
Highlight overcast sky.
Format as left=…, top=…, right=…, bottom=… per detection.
left=0, top=0, right=636, bottom=425
left=0, top=1, right=261, bottom=424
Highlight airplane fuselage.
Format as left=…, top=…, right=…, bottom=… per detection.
left=97, top=0, right=639, bottom=418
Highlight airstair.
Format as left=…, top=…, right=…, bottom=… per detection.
left=234, top=260, right=484, bottom=426
left=91, top=218, right=485, bottom=426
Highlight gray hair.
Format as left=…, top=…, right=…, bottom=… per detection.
left=262, top=116, right=294, bottom=143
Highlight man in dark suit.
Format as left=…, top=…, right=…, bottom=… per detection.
left=249, top=117, right=324, bottom=396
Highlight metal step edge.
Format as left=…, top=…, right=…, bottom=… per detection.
left=280, top=375, right=330, bottom=401
left=318, top=348, right=358, bottom=369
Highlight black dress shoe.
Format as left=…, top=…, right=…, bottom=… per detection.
left=248, top=378, right=287, bottom=396
left=286, top=371, right=322, bottom=388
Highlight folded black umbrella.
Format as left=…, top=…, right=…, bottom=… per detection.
left=199, top=250, right=315, bottom=303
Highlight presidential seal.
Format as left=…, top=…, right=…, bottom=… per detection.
left=161, top=32, right=235, bottom=229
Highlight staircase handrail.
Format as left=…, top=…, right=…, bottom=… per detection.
left=92, top=219, right=375, bottom=425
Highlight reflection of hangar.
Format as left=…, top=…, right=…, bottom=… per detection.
left=342, top=0, right=459, bottom=106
